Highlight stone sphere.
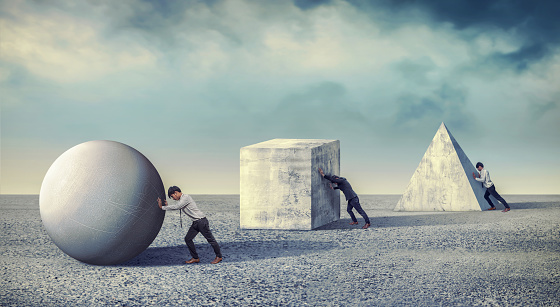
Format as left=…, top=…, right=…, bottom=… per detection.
left=40, top=140, right=166, bottom=265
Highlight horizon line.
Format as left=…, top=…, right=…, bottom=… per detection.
left=1, top=193, right=559, bottom=196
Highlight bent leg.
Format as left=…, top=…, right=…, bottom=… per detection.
left=350, top=197, right=370, bottom=224
left=199, top=218, right=222, bottom=258
left=184, top=223, right=200, bottom=259
left=484, top=189, right=495, bottom=207
left=489, top=185, right=510, bottom=209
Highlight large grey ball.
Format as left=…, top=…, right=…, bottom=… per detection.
left=40, top=140, right=165, bottom=265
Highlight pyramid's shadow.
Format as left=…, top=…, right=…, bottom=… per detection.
left=121, top=239, right=335, bottom=267
left=314, top=218, right=371, bottom=230
left=372, top=214, right=477, bottom=228
left=315, top=216, right=468, bottom=230
left=318, top=201, right=558, bottom=230
left=507, top=201, right=558, bottom=210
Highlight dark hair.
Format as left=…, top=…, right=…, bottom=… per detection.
left=168, top=186, right=181, bottom=198
left=475, top=162, right=484, bottom=168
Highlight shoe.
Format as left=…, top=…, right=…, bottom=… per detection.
left=362, top=223, right=371, bottom=229
left=350, top=221, right=359, bottom=225
left=502, top=208, right=511, bottom=212
left=185, top=258, right=200, bottom=264
left=211, top=257, right=222, bottom=264
left=487, top=207, right=496, bottom=210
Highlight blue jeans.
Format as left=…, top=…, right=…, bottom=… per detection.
left=347, top=196, right=370, bottom=224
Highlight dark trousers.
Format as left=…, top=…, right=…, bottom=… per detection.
left=347, top=196, right=370, bottom=224
left=484, top=185, right=510, bottom=209
left=184, top=217, right=222, bottom=259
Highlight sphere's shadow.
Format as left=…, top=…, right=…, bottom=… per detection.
left=120, top=239, right=336, bottom=267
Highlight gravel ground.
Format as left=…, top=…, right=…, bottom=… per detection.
left=1, top=194, right=559, bottom=306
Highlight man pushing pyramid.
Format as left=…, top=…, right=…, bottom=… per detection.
left=395, top=122, right=498, bottom=211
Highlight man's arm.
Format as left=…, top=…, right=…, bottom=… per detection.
left=473, top=170, right=485, bottom=182
left=157, top=196, right=191, bottom=211
left=157, top=197, right=166, bottom=209
left=319, top=168, right=345, bottom=184
left=323, top=174, right=345, bottom=184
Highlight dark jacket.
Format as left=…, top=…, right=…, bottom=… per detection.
left=323, top=174, right=358, bottom=201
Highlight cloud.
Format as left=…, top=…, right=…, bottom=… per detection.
left=294, top=0, right=333, bottom=10
left=393, top=57, right=436, bottom=86
left=490, top=43, right=551, bottom=72
left=394, top=84, right=472, bottom=132
left=342, top=0, right=560, bottom=70
left=529, top=101, right=558, bottom=121
left=1, top=0, right=558, bottom=141
left=270, top=81, right=370, bottom=135
left=125, top=0, right=199, bottom=31
left=0, top=2, right=157, bottom=83
left=1, top=0, right=560, bottom=194
left=181, top=80, right=373, bottom=146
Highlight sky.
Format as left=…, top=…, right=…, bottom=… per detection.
left=1, top=0, right=559, bottom=195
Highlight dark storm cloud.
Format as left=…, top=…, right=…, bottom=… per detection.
left=490, top=44, right=550, bottom=72
left=343, top=0, right=560, bottom=69
left=394, top=84, right=472, bottom=131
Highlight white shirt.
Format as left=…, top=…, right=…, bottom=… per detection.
left=162, top=193, right=205, bottom=221
left=475, top=169, right=494, bottom=188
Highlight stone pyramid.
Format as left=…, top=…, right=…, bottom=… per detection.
left=394, top=122, right=492, bottom=211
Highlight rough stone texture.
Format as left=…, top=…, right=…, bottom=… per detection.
left=240, top=139, right=340, bottom=230
left=395, top=123, right=493, bottom=211
left=40, top=140, right=166, bottom=265
left=2, top=195, right=559, bottom=306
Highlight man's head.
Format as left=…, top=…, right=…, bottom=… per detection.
left=168, top=186, right=182, bottom=200
left=476, top=162, right=484, bottom=171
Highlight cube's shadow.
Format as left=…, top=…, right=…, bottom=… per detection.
left=314, top=218, right=372, bottom=230
left=120, top=239, right=335, bottom=267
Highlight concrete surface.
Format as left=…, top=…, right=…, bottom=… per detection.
left=240, top=139, right=340, bottom=230
left=39, top=140, right=165, bottom=265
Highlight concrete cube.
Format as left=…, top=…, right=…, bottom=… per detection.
left=240, top=139, right=340, bottom=230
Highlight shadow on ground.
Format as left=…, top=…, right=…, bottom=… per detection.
left=316, top=201, right=559, bottom=230
left=316, top=215, right=473, bottom=230
left=507, top=201, right=559, bottom=210
left=120, top=239, right=336, bottom=267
